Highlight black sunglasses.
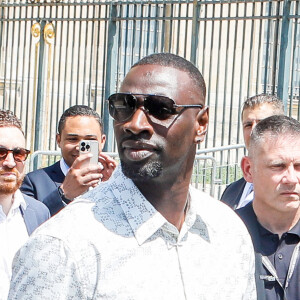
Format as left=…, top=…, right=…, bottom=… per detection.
left=0, top=147, right=30, bottom=162
left=107, top=93, right=204, bottom=123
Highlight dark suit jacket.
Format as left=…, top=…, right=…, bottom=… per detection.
left=21, top=193, right=50, bottom=235
left=236, top=203, right=267, bottom=300
left=220, top=177, right=246, bottom=209
left=21, top=161, right=66, bottom=216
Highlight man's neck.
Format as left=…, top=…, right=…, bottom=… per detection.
left=0, top=193, right=14, bottom=216
left=135, top=179, right=190, bottom=231
left=253, top=201, right=300, bottom=238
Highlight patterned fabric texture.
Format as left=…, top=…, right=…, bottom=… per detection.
left=9, top=166, right=256, bottom=300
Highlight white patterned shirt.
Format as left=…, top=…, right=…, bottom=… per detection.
left=9, top=166, right=256, bottom=300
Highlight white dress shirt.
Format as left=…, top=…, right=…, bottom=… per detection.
left=59, top=158, right=70, bottom=176
left=236, top=182, right=254, bottom=209
left=9, top=166, right=256, bottom=300
left=0, top=190, right=28, bottom=300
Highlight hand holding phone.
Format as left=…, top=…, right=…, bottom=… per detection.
left=79, top=140, right=99, bottom=166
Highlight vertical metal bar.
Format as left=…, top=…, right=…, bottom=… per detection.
left=103, top=3, right=118, bottom=152
left=271, top=1, right=280, bottom=94
left=100, top=4, right=108, bottom=114
left=263, top=1, right=273, bottom=93
left=34, top=20, right=46, bottom=153
left=145, top=3, right=151, bottom=56
left=8, top=5, right=16, bottom=110
left=277, top=0, right=292, bottom=112
left=14, top=5, right=21, bottom=114
left=190, top=0, right=199, bottom=65
left=82, top=4, right=89, bottom=104
left=87, top=3, right=95, bottom=108
left=247, top=2, right=256, bottom=97
left=255, top=1, right=264, bottom=95
left=69, top=5, right=77, bottom=108
left=288, top=6, right=297, bottom=117
left=3, top=5, right=10, bottom=109
left=24, top=6, right=34, bottom=143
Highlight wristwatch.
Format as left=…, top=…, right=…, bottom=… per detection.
left=58, top=186, right=72, bottom=204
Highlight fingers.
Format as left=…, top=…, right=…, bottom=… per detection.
left=98, top=153, right=117, bottom=169
left=71, top=153, right=93, bottom=169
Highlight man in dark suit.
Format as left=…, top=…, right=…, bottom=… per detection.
left=221, top=94, right=284, bottom=209
left=0, top=110, right=50, bottom=299
left=237, top=115, right=300, bottom=300
left=21, top=105, right=116, bottom=216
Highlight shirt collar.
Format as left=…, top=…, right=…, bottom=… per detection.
left=109, top=166, right=199, bottom=246
left=289, top=219, right=300, bottom=238
left=11, top=189, right=27, bottom=212
left=258, top=215, right=300, bottom=239
left=0, top=189, right=27, bottom=219
left=60, top=158, right=70, bottom=176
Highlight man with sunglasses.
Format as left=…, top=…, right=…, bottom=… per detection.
left=9, top=53, right=256, bottom=299
left=0, top=110, right=50, bottom=300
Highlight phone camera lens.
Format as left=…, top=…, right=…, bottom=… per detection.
left=81, top=142, right=86, bottom=146
left=81, top=147, right=85, bottom=151
left=86, top=145, right=90, bottom=150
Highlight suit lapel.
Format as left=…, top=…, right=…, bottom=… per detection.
left=20, top=204, right=38, bottom=235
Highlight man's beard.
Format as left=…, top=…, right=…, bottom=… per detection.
left=121, top=160, right=163, bottom=181
left=0, top=168, right=24, bottom=194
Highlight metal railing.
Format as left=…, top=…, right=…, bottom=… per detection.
left=0, top=0, right=298, bottom=189
left=0, top=0, right=299, bottom=154
left=27, top=143, right=246, bottom=198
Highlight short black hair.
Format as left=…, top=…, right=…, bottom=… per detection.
left=0, top=109, right=23, bottom=135
left=250, top=115, right=300, bottom=155
left=242, top=93, right=284, bottom=117
left=57, top=105, right=103, bottom=135
left=131, top=53, right=206, bottom=100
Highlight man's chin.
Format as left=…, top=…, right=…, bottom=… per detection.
left=0, top=174, right=24, bottom=194
left=121, top=160, right=163, bottom=181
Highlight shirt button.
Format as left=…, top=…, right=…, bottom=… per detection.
left=278, top=253, right=283, bottom=260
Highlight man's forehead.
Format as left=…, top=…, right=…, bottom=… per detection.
left=121, top=64, right=183, bottom=86
left=121, top=64, right=203, bottom=104
left=242, top=103, right=277, bottom=121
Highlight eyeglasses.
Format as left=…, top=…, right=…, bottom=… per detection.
left=107, top=93, right=204, bottom=123
left=0, top=147, right=30, bottom=162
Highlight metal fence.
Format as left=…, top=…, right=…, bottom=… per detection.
left=28, top=143, right=246, bottom=199
left=0, top=0, right=299, bottom=189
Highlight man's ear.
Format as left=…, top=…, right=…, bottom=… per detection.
left=194, top=106, right=209, bottom=144
left=56, top=133, right=61, bottom=148
left=241, top=156, right=253, bottom=183
left=100, top=134, right=106, bottom=152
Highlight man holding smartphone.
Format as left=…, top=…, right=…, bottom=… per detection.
left=21, top=105, right=116, bottom=216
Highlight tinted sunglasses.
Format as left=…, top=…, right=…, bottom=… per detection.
left=107, top=93, right=204, bottom=123
left=0, top=147, right=30, bottom=162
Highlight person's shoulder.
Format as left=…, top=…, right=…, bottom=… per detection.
left=190, top=187, right=251, bottom=236
left=223, top=177, right=246, bottom=193
left=26, top=161, right=60, bottom=178
left=23, top=193, right=49, bottom=211
left=33, top=187, right=115, bottom=238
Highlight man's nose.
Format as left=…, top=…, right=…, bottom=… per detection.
left=123, top=108, right=154, bottom=136
left=282, top=166, right=299, bottom=184
left=2, top=152, right=16, bottom=168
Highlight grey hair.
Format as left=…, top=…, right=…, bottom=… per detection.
left=249, top=115, right=300, bottom=156
left=242, top=93, right=284, bottom=117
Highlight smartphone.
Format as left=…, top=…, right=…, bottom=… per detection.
left=79, top=140, right=99, bottom=166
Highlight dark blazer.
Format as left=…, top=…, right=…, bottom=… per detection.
left=21, top=161, right=66, bottom=216
left=236, top=203, right=267, bottom=300
left=220, top=177, right=247, bottom=209
left=21, top=193, right=50, bottom=235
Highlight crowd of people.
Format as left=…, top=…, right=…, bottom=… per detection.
left=0, top=53, right=299, bottom=300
